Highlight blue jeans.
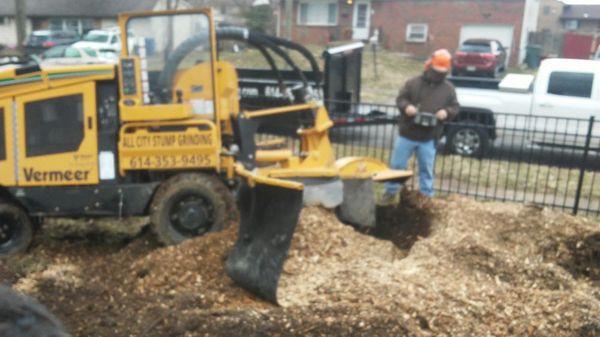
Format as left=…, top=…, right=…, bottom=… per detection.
left=385, top=136, right=436, bottom=197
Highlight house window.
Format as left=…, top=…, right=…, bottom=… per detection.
left=48, top=18, right=93, bottom=34
left=65, top=19, right=80, bottom=33
left=547, top=72, right=594, bottom=98
left=49, top=18, right=64, bottom=31
left=355, top=3, right=368, bottom=28
left=0, top=17, right=6, bottom=25
left=406, top=23, right=428, bottom=43
left=298, top=1, right=338, bottom=26
left=81, top=19, right=95, bottom=34
left=564, top=19, right=579, bottom=30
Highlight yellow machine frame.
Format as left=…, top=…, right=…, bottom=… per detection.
left=0, top=7, right=411, bottom=192
left=0, top=7, right=413, bottom=305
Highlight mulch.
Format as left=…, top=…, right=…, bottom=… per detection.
left=2, top=192, right=599, bottom=337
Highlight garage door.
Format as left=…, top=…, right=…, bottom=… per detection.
left=460, top=25, right=514, bottom=64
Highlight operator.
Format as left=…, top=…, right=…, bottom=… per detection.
left=383, top=49, right=459, bottom=202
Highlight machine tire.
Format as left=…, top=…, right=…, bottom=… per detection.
left=446, top=122, right=490, bottom=158
left=150, top=173, right=234, bottom=246
left=0, top=202, right=33, bottom=256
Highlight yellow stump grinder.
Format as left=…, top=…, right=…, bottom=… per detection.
left=0, top=8, right=411, bottom=303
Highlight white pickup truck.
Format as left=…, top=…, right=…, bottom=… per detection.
left=447, top=58, right=600, bottom=156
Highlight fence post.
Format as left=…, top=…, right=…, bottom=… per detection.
left=573, top=116, right=595, bottom=215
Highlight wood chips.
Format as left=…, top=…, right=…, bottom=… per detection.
left=1, top=194, right=598, bottom=336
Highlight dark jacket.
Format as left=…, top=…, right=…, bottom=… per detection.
left=396, top=73, right=459, bottom=141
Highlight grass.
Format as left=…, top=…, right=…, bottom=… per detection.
left=360, top=47, right=422, bottom=103
left=329, top=141, right=599, bottom=211
left=218, top=42, right=423, bottom=104
left=434, top=155, right=600, bottom=202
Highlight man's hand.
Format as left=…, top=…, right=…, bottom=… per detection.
left=436, top=109, right=448, bottom=121
left=405, top=104, right=417, bottom=117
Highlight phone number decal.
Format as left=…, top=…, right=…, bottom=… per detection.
left=127, top=154, right=213, bottom=169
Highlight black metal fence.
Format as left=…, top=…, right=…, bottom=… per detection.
left=260, top=100, right=600, bottom=217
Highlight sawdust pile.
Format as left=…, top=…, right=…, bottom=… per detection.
left=2, top=194, right=599, bottom=337
left=281, top=196, right=599, bottom=336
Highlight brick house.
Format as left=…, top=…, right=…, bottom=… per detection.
left=561, top=4, right=600, bottom=34
left=560, top=4, right=600, bottom=59
left=529, top=3, right=600, bottom=59
left=278, top=0, right=540, bottom=65
left=537, top=0, right=564, bottom=35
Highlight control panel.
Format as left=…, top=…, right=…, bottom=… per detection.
left=120, top=58, right=138, bottom=97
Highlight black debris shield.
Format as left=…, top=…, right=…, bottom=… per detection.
left=225, top=180, right=303, bottom=304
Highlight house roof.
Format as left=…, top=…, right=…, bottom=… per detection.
left=561, top=5, right=600, bottom=20
left=0, top=0, right=160, bottom=18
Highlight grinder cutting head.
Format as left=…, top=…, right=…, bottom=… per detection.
left=226, top=168, right=304, bottom=303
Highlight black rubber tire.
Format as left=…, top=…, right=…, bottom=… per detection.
left=0, top=202, right=34, bottom=256
left=488, top=66, right=500, bottom=78
left=150, top=173, right=235, bottom=246
left=446, top=122, right=490, bottom=158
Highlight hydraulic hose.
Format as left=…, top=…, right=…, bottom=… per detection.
left=216, top=27, right=286, bottom=94
left=253, top=32, right=321, bottom=88
left=217, top=27, right=310, bottom=89
left=158, top=28, right=312, bottom=103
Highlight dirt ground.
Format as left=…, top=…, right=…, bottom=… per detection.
left=1, top=192, right=598, bottom=337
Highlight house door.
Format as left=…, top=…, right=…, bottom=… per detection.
left=563, top=33, right=595, bottom=59
left=352, top=1, right=371, bottom=40
left=15, top=82, right=99, bottom=187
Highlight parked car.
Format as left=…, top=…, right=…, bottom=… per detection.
left=40, top=46, right=112, bottom=66
left=452, top=39, right=507, bottom=78
left=72, top=28, right=122, bottom=53
left=97, top=48, right=119, bottom=63
left=24, top=30, right=80, bottom=55
left=448, top=58, right=600, bottom=156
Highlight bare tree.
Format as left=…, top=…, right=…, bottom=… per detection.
left=14, top=0, right=27, bottom=50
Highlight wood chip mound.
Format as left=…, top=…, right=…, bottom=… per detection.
left=2, top=195, right=599, bottom=337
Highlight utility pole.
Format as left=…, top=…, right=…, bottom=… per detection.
left=284, top=0, right=293, bottom=40
left=15, top=0, right=27, bottom=52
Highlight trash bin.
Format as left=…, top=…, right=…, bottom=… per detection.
left=525, top=45, right=543, bottom=69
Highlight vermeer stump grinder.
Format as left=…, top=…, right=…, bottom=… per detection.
left=0, top=8, right=411, bottom=303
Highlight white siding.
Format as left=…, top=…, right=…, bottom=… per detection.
left=0, top=18, right=33, bottom=48
left=519, top=0, right=541, bottom=64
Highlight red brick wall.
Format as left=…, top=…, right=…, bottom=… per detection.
left=371, top=0, right=525, bottom=64
left=281, top=0, right=526, bottom=65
